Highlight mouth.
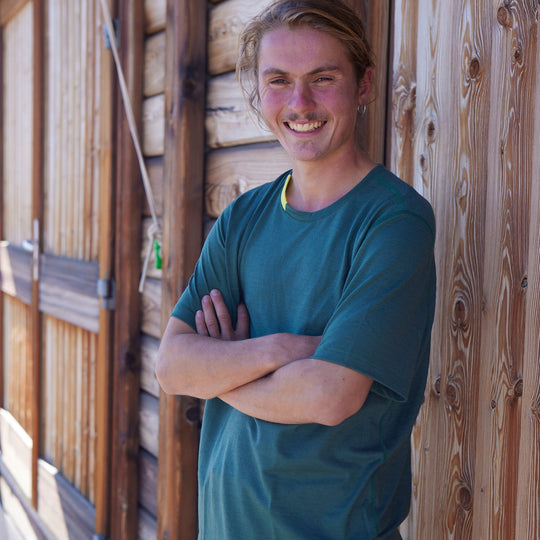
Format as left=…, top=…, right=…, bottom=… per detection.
left=285, top=120, right=326, bottom=133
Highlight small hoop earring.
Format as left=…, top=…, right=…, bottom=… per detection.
left=357, top=104, right=367, bottom=115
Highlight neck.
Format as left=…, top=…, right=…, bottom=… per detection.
left=286, top=149, right=377, bottom=212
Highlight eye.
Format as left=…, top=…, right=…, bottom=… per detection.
left=315, top=75, right=333, bottom=83
left=268, top=77, right=288, bottom=86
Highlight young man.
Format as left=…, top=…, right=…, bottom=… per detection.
left=156, top=1, right=436, bottom=538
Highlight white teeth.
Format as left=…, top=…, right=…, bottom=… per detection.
left=287, top=121, right=324, bottom=132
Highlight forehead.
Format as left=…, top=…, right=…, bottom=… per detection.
left=258, top=26, right=353, bottom=74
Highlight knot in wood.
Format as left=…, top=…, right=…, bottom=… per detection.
left=185, top=406, right=200, bottom=423
left=433, top=375, right=442, bottom=396
left=521, top=276, right=528, bottom=289
left=512, top=45, right=523, bottom=66
left=468, top=58, right=481, bottom=80
left=446, top=381, right=459, bottom=407
left=497, top=6, right=513, bottom=28
left=510, top=377, right=523, bottom=399
left=458, top=485, right=473, bottom=511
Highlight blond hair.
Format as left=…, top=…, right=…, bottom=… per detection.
left=237, top=0, right=375, bottom=122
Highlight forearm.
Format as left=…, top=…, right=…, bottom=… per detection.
left=220, top=358, right=372, bottom=426
left=156, top=318, right=320, bottom=399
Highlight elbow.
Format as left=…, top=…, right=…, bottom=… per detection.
left=155, top=354, right=176, bottom=395
left=316, top=394, right=365, bottom=427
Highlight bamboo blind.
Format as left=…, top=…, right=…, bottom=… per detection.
left=390, top=1, right=540, bottom=538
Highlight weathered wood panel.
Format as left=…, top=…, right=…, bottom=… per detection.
left=206, top=71, right=275, bottom=148
left=0, top=409, right=33, bottom=500
left=37, top=459, right=95, bottom=540
left=140, top=391, right=159, bottom=457
left=143, top=156, right=164, bottom=217
left=1, top=297, right=32, bottom=433
left=143, top=93, right=165, bottom=156
left=141, top=277, right=162, bottom=339
left=139, top=448, right=158, bottom=518
left=144, top=0, right=165, bottom=35
left=0, top=243, right=32, bottom=304
left=206, top=143, right=292, bottom=217
left=138, top=507, right=157, bottom=540
left=144, top=31, right=165, bottom=97
left=141, top=334, right=160, bottom=398
left=39, top=254, right=99, bottom=333
left=44, top=0, right=101, bottom=261
left=2, top=0, right=33, bottom=243
left=208, top=0, right=274, bottom=75
left=41, top=315, right=97, bottom=503
left=389, top=1, right=540, bottom=539
left=473, top=2, right=537, bottom=539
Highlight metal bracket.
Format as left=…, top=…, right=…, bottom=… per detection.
left=97, top=278, right=116, bottom=310
left=103, top=18, right=120, bottom=50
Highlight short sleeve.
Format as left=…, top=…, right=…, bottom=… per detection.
left=313, top=210, right=436, bottom=402
left=171, top=207, right=242, bottom=330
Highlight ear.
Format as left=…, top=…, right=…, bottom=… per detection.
left=357, top=67, right=373, bottom=106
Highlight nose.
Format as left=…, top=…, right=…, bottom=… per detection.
left=288, top=81, right=315, bottom=113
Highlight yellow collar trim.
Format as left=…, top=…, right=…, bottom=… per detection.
left=281, top=173, right=292, bottom=210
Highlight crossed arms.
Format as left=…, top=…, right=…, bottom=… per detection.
left=155, top=289, right=373, bottom=426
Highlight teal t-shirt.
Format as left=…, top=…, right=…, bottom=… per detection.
left=172, top=165, right=436, bottom=539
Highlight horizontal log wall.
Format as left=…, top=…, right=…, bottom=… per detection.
left=389, top=1, right=540, bottom=538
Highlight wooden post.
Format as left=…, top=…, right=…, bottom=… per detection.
left=109, top=0, right=145, bottom=537
left=157, top=0, right=206, bottom=537
left=30, top=0, right=44, bottom=510
left=94, top=0, right=115, bottom=536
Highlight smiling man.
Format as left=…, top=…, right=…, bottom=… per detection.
left=156, top=1, right=436, bottom=539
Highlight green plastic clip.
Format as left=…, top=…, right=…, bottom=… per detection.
left=154, top=239, right=162, bottom=269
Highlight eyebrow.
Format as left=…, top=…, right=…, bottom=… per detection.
left=260, top=64, right=342, bottom=78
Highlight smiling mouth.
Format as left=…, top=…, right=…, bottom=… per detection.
left=286, top=121, right=326, bottom=133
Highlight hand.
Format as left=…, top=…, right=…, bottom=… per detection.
left=195, top=289, right=250, bottom=341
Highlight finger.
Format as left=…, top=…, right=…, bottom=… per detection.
left=195, top=310, right=209, bottom=336
left=210, top=289, right=234, bottom=340
left=201, top=294, right=221, bottom=338
left=235, top=303, right=250, bottom=340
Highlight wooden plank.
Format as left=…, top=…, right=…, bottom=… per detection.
left=514, top=22, right=540, bottom=539
left=206, top=71, right=275, bottom=148
left=208, top=0, right=274, bottom=76
left=37, top=459, right=95, bottom=540
left=141, top=334, right=160, bottom=398
left=473, top=2, right=537, bottom=538
left=141, top=277, right=162, bottom=339
left=30, top=0, right=44, bottom=510
left=94, top=0, right=115, bottom=534
left=144, top=32, right=165, bottom=97
left=206, top=143, right=292, bottom=218
left=157, top=0, right=206, bottom=537
left=0, top=0, right=27, bottom=25
left=142, top=93, right=165, bottom=156
left=38, top=254, right=99, bottom=333
left=144, top=0, right=165, bottom=35
left=139, top=448, right=158, bottom=517
left=140, top=391, right=159, bottom=456
left=109, top=0, right=145, bottom=536
left=361, top=0, right=390, bottom=164
left=0, top=409, right=33, bottom=500
left=138, top=506, right=157, bottom=540
left=142, top=156, right=163, bottom=217
left=0, top=242, right=32, bottom=304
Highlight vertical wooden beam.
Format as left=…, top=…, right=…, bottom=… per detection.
left=0, top=23, right=4, bottom=412
left=94, top=0, right=115, bottom=536
left=109, top=0, right=145, bottom=537
left=30, top=0, right=44, bottom=510
left=157, top=0, right=207, bottom=537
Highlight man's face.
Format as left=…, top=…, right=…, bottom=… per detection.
left=257, top=25, right=371, bottom=166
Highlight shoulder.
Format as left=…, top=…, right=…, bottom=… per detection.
left=363, top=166, right=435, bottom=237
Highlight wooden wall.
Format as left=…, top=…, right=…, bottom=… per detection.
left=389, top=1, right=540, bottom=539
